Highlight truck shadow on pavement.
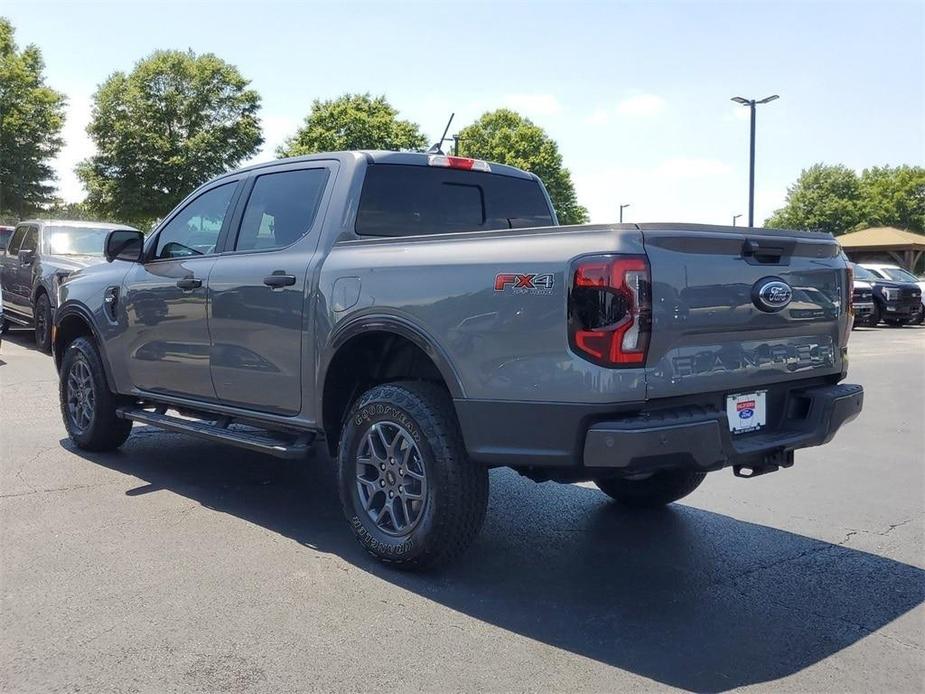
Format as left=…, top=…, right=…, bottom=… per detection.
left=65, top=431, right=924, bottom=693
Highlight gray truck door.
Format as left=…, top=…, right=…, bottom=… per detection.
left=207, top=163, right=333, bottom=416
left=122, top=181, right=239, bottom=401
left=12, top=225, right=38, bottom=317
left=0, top=225, right=28, bottom=315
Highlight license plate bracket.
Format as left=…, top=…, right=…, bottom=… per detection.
left=726, top=390, right=767, bottom=434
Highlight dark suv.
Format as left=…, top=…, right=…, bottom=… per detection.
left=852, top=263, right=922, bottom=327
left=0, top=220, right=137, bottom=351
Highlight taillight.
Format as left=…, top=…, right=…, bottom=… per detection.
left=427, top=154, right=491, bottom=172
left=846, top=265, right=854, bottom=317
left=568, top=255, right=651, bottom=367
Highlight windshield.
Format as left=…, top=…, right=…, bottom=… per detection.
left=42, top=226, right=113, bottom=256
left=852, top=265, right=877, bottom=280
left=878, top=267, right=920, bottom=283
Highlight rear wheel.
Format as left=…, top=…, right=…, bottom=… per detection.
left=59, top=336, right=133, bottom=451
left=595, top=468, right=706, bottom=508
left=338, top=381, right=488, bottom=570
left=34, top=293, right=52, bottom=353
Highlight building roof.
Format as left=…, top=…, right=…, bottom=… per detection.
left=838, top=226, right=925, bottom=250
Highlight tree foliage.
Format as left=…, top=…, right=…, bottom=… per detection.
left=858, top=165, right=925, bottom=232
left=766, top=163, right=924, bottom=235
left=78, top=49, right=262, bottom=228
left=456, top=109, right=589, bottom=225
left=0, top=17, right=67, bottom=218
left=278, top=93, right=426, bottom=157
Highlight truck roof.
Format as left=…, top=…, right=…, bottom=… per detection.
left=17, top=219, right=137, bottom=230
left=220, top=150, right=539, bottom=182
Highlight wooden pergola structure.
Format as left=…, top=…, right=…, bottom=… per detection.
left=838, top=227, right=925, bottom=272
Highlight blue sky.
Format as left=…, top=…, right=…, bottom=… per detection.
left=6, top=0, right=924, bottom=225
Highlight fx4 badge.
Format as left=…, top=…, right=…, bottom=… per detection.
left=494, top=273, right=555, bottom=295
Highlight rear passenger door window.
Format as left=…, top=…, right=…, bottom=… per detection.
left=233, top=168, right=329, bottom=252
left=5, top=226, right=27, bottom=256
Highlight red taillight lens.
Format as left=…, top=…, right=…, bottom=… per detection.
left=568, top=255, right=651, bottom=367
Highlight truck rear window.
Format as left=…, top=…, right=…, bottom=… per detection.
left=356, top=164, right=554, bottom=237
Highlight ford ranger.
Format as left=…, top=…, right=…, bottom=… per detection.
left=53, top=151, right=864, bottom=569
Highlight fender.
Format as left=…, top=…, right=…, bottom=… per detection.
left=318, top=312, right=466, bottom=422
left=52, top=301, right=117, bottom=389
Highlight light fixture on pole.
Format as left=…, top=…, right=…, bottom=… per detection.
left=732, top=214, right=742, bottom=227
left=731, top=94, right=779, bottom=227
left=619, top=203, right=631, bottom=223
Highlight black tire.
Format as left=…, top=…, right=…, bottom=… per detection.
left=59, top=336, right=133, bottom=451
left=33, top=292, right=52, bottom=353
left=868, top=303, right=882, bottom=326
left=595, top=468, right=706, bottom=508
left=910, top=306, right=924, bottom=326
left=338, top=381, right=488, bottom=570
left=0, top=318, right=9, bottom=335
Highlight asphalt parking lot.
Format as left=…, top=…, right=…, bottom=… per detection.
left=1, top=326, right=923, bottom=693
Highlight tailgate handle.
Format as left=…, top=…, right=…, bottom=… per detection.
left=742, top=239, right=786, bottom=264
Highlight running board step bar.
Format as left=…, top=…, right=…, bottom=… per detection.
left=116, top=407, right=313, bottom=459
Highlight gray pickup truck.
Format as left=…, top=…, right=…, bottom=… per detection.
left=53, top=151, right=864, bottom=569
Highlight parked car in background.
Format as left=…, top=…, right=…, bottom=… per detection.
left=851, top=263, right=923, bottom=327
left=0, top=220, right=138, bottom=352
left=859, top=263, right=925, bottom=325
left=0, top=226, right=15, bottom=252
left=53, top=151, right=862, bottom=569
left=851, top=275, right=875, bottom=327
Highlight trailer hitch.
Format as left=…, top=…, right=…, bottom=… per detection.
left=733, top=449, right=794, bottom=478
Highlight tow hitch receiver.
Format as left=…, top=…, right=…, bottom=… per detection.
left=733, top=449, right=795, bottom=478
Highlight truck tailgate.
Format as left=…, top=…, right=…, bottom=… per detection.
left=640, top=224, right=848, bottom=399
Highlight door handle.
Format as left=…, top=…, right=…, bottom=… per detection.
left=263, top=273, right=296, bottom=288
left=176, top=277, right=202, bottom=290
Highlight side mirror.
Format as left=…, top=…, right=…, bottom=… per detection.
left=105, top=229, right=144, bottom=263
left=18, top=249, right=34, bottom=266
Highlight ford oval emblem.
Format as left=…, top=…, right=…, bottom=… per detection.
left=753, top=277, right=792, bottom=312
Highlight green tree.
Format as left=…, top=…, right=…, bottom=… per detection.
left=278, top=93, right=426, bottom=157
left=765, top=164, right=863, bottom=234
left=858, top=165, right=925, bottom=232
left=78, top=49, right=262, bottom=228
left=0, top=17, right=67, bottom=218
left=456, top=109, right=589, bottom=225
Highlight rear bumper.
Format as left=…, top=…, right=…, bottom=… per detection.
left=583, top=383, right=863, bottom=473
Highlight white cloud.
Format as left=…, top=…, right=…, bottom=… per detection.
left=583, top=108, right=611, bottom=126
left=55, top=95, right=95, bottom=203
left=501, top=93, right=562, bottom=117
left=655, top=157, right=733, bottom=178
left=615, top=93, right=666, bottom=117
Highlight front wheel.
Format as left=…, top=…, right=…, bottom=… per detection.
left=34, top=292, right=52, bottom=353
left=595, top=468, right=706, bottom=508
left=868, top=303, right=882, bottom=327
left=59, top=336, right=133, bottom=451
left=910, top=306, right=924, bottom=326
left=338, top=381, right=488, bottom=570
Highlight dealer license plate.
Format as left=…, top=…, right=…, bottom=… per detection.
left=726, top=391, right=766, bottom=434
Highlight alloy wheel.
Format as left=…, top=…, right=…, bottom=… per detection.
left=66, top=356, right=95, bottom=434
left=355, top=422, right=428, bottom=536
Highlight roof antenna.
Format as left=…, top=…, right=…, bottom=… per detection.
left=426, top=113, right=455, bottom=154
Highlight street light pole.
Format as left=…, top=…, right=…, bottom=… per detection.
left=619, top=203, right=630, bottom=223
left=731, top=94, right=779, bottom=227
left=733, top=214, right=742, bottom=227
